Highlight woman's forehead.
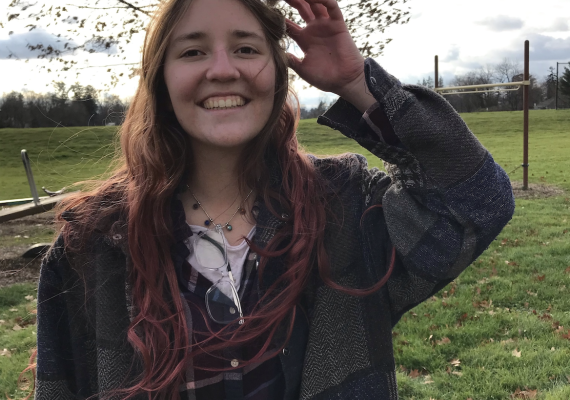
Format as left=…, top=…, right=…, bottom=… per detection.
left=172, top=0, right=266, bottom=40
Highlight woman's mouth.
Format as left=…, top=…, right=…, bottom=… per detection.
left=200, top=95, right=250, bottom=110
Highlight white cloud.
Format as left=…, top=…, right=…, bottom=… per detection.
left=487, top=33, right=570, bottom=63
left=547, top=18, right=570, bottom=32
left=476, top=15, right=524, bottom=32
left=0, top=29, right=77, bottom=59
left=444, top=45, right=460, bottom=62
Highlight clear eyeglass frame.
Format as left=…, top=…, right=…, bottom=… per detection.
left=193, top=224, right=244, bottom=325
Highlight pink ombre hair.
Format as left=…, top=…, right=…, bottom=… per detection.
left=22, top=1, right=393, bottom=399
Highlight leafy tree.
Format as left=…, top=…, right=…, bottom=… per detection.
left=70, top=84, right=100, bottom=121
left=446, top=70, right=497, bottom=113
left=416, top=76, right=442, bottom=89
left=5, top=0, right=411, bottom=88
left=545, top=66, right=557, bottom=100
left=0, top=85, right=129, bottom=128
left=0, top=92, right=26, bottom=128
left=559, top=67, right=570, bottom=101
left=96, top=93, right=128, bottom=125
left=24, top=91, right=53, bottom=128
left=419, top=76, right=434, bottom=89
left=300, top=98, right=335, bottom=119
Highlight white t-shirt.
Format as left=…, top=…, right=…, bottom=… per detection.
left=185, top=224, right=256, bottom=291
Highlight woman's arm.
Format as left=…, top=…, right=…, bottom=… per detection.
left=317, top=60, right=515, bottom=323
left=282, top=0, right=514, bottom=322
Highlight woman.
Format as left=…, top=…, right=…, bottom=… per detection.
left=33, top=0, right=515, bottom=399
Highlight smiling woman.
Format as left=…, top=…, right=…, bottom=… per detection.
left=163, top=0, right=277, bottom=152
left=29, top=0, right=515, bottom=400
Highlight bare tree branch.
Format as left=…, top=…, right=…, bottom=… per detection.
left=76, top=62, right=139, bottom=69
left=4, top=0, right=410, bottom=89
left=64, top=4, right=154, bottom=11
left=116, top=0, right=152, bottom=16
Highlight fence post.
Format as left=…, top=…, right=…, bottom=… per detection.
left=21, top=149, right=40, bottom=206
left=523, top=41, right=529, bottom=190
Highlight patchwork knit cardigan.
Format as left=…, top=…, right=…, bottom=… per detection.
left=35, top=58, right=515, bottom=400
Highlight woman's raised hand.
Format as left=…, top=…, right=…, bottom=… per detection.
left=284, top=0, right=366, bottom=98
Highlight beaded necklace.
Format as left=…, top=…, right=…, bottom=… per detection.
left=189, top=189, right=253, bottom=231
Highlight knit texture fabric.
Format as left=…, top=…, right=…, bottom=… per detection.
left=34, top=58, right=515, bottom=400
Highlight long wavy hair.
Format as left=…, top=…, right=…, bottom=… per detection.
left=22, top=0, right=394, bottom=399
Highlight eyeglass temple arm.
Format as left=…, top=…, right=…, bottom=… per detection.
left=199, top=233, right=234, bottom=277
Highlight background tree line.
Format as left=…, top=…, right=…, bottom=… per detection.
left=2, top=64, right=569, bottom=127
left=0, top=82, right=128, bottom=128
left=0, top=84, right=333, bottom=126
left=299, top=99, right=337, bottom=120
left=417, top=60, right=570, bottom=113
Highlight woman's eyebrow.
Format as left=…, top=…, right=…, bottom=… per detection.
left=172, top=30, right=266, bottom=44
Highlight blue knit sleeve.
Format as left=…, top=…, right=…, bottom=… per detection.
left=317, top=58, right=515, bottom=323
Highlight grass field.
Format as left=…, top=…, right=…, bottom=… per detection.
left=1, top=109, right=569, bottom=399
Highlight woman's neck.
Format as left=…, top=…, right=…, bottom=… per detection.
left=182, top=143, right=257, bottom=244
left=187, top=143, right=245, bottom=205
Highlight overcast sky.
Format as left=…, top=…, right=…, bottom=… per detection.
left=1, top=0, right=569, bottom=108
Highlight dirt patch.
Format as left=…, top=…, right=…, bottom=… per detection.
left=511, top=181, right=566, bottom=199
left=0, top=211, right=56, bottom=288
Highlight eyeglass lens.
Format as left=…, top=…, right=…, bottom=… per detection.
left=194, top=228, right=244, bottom=324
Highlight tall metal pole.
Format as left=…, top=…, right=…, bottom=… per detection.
left=435, top=55, right=439, bottom=90
left=523, top=41, right=529, bottom=190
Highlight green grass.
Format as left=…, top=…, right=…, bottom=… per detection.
left=0, top=284, right=38, bottom=399
left=1, top=109, right=569, bottom=399
left=0, top=126, right=119, bottom=201
left=1, top=110, right=569, bottom=201
left=297, top=109, right=570, bottom=191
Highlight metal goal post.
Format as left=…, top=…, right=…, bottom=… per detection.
left=433, top=40, right=530, bottom=190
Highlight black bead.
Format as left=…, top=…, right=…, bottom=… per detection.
left=205, top=220, right=211, bottom=226
left=193, top=203, right=199, bottom=210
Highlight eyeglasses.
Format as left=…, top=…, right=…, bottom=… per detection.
left=193, top=224, right=244, bottom=325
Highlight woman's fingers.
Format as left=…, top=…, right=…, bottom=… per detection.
left=304, top=0, right=344, bottom=21
left=284, top=18, right=308, bottom=50
left=282, top=0, right=315, bottom=22
left=284, top=17, right=303, bottom=34
left=308, top=2, right=329, bottom=19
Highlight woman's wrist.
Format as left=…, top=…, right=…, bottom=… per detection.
left=336, top=71, right=377, bottom=114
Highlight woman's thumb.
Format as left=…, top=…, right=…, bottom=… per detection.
left=287, top=53, right=302, bottom=71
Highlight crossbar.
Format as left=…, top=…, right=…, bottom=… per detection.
left=433, top=40, right=530, bottom=189
left=436, top=81, right=530, bottom=92
left=437, top=87, right=521, bottom=95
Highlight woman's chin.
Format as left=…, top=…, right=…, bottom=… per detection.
left=189, top=134, right=256, bottom=153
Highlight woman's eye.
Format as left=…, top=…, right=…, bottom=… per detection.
left=182, top=49, right=202, bottom=57
left=237, top=47, right=258, bottom=55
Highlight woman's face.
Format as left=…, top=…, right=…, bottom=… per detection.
left=164, top=0, right=276, bottom=152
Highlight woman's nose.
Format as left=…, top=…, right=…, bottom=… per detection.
left=206, top=49, right=240, bottom=81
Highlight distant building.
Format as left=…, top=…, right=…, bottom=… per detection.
left=535, top=98, right=555, bottom=109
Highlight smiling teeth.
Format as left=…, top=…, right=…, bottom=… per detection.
left=203, top=96, right=246, bottom=109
